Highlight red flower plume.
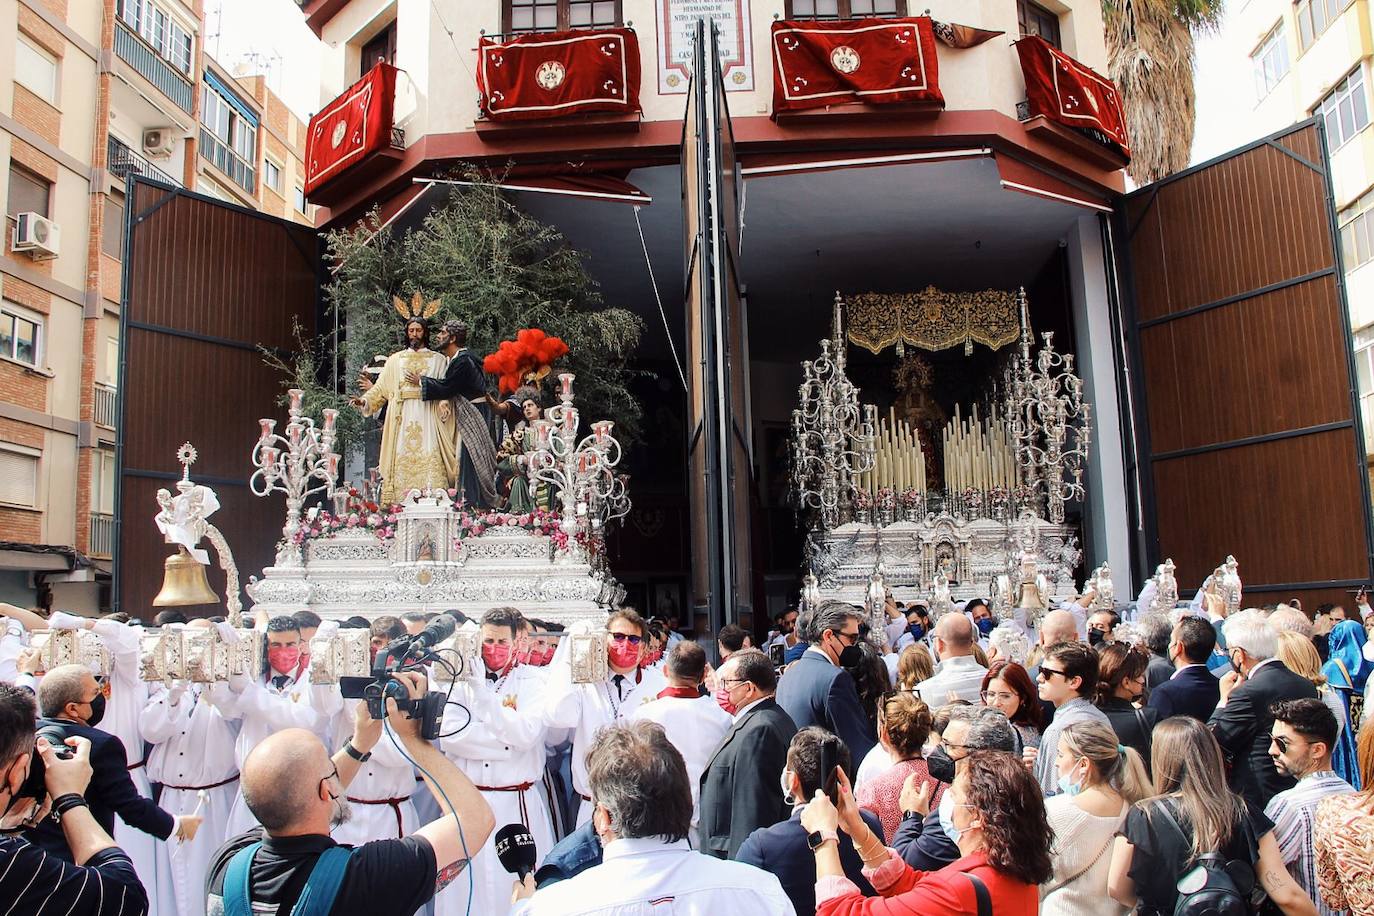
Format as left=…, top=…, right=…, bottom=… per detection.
left=483, top=328, right=570, bottom=394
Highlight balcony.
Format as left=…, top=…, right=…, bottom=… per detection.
left=114, top=21, right=194, bottom=115
left=107, top=136, right=178, bottom=187
left=94, top=383, right=118, bottom=430
left=89, top=513, right=114, bottom=560
left=199, top=128, right=256, bottom=195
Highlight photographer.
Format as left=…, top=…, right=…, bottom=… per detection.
left=205, top=671, right=495, bottom=916
left=0, top=682, right=150, bottom=914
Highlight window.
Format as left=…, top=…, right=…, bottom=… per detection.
left=1340, top=187, right=1374, bottom=270
left=105, top=337, right=119, bottom=386
left=202, top=86, right=231, bottom=143
left=232, top=117, right=256, bottom=165
left=1252, top=24, right=1289, bottom=100
left=295, top=186, right=306, bottom=213
left=0, top=304, right=42, bottom=368
left=360, top=20, right=397, bottom=77
left=784, top=0, right=906, bottom=16
left=15, top=36, right=58, bottom=104
left=200, top=81, right=258, bottom=193
left=504, top=0, right=621, bottom=34
left=1297, top=0, right=1349, bottom=51
left=7, top=165, right=50, bottom=218
left=93, top=449, right=116, bottom=515
left=1315, top=66, right=1369, bottom=149
left=103, top=191, right=125, bottom=259
left=118, top=0, right=195, bottom=75
left=1018, top=0, right=1061, bottom=48
left=0, top=447, right=38, bottom=508
left=264, top=160, right=282, bottom=192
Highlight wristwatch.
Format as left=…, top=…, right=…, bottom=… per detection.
left=342, top=740, right=372, bottom=763
left=807, top=829, right=839, bottom=851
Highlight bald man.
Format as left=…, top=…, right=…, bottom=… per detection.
left=914, top=614, right=987, bottom=705
left=205, top=672, right=495, bottom=916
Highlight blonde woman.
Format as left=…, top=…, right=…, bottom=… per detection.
left=1107, top=716, right=1317, bottom=916
left=1042, top=720, right=1150, bottom=916
left=895, top=643, right=934, bottom=692
left=1277, top=629, right=1359, bottom=784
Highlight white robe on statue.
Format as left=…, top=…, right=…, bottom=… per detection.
left=140, top=682, right=240, bottom=916
left=434, top=665, right=554, bottom=916
left=328, top=699, right=419, bottom=847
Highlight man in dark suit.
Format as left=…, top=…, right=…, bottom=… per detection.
left=1149, top=616, right=1222, bottom=722
left=26, top=664, right=191, bottom=860
left=1208, top=610, right=1318, bottom=812
left=775, top=600, right=876, bottom=768
left=1141, top=613, right=1177, bottom=694
left=736, top=726, right=880, bottom=914
left=697, top=650, right=797, bottom=859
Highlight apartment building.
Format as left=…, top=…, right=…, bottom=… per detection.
left=1230, top=0, right=1374, bottom=485
left=1, top=0, right=310, bottom=613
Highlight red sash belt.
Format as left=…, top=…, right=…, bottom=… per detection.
left=346, top=795, right=409, bottom=836
left=160, top=773, right=239, bottom=792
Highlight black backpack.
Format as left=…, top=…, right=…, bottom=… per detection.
left=1153, top=800, right=1258, bottom=916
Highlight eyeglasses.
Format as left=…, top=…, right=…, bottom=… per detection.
left=1037, top=666, right=1067, bottom=681
left=720, top=677, right=747, bottom=690
left=318, top=764, right=339, bottom=798
left=831, top=630, right=861, bottom=646
left=1272, top=735, right=1297, bottom=752
left=609, top=633, right=643, bottom=645
left=980, top=690, right=1017, bottom=704
left=941, top=740, right=972, bottom=755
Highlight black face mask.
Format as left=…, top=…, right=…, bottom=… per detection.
left=927, top=746, right=956, bottom=784
left=837, top=643, right=863, bottom=669
left=85, top=692, right=106, bottom=727
left=1088, top=629, right=1106, bottom=647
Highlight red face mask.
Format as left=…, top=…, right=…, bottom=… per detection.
left=267, top=646, right=301, bottom=676
left=714, top=684, right=738, bottom=716
left=607, top=641, right=640, bottom=670
left=482, top=643, right=513, bottom=673
left=534, top=646, right=556, bottom=666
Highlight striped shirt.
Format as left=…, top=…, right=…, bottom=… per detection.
left=1264, top=769, right=1355, bottom=916
left=0, top=836, right=147, bottom=915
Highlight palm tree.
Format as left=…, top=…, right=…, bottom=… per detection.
left=1102, top=0, right=1224, bottom=184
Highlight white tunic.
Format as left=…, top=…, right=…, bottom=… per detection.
left=140, top=683, right=240, bottom=916
left=434, top=665, right=554, bottom=916
left=544, top=663, right=668, bottom=823
left=328, top=699, right=419, bottom=849
left=629, top=694, right=731, bottom=829
left=205, top=667, right=342, bottom=837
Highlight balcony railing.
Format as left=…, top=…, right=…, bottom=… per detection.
left=114, top=21, right=194, bottom=114
left=94, top=383, right=118, bottom=430
left=89, top=513, right=115, bottom=560
left=107, top=136, right=178, bottom=187
left=199, top=128, right=256, bottom=195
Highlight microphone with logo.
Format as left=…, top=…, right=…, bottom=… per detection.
left=495, top=822, right=538, bottom=890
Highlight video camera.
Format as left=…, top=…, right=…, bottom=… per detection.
left=17, top=721, right=74, bottom=803
left=340, top=615, right=453, bottom=740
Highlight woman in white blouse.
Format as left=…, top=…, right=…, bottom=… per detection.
left=1041, top=720, right=1151, bottom=916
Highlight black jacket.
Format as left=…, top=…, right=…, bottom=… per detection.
left=775, top=652, right=876, bottom=769
left=1099, top=697, right=1158, bottom=769
left=1147, top=664, right=1221, bottom=723
left=736, top=809, right=881, bottom=914
left=1208, top=660, right=1317, bottom=812
left=696, top=697, right=797, bottom=859
left=26, top=718, right=175, bottom=860
left=891, top=807, right=960, bottom=871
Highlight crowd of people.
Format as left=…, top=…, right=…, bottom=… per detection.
left=1, top=586, right=1373, bottom=915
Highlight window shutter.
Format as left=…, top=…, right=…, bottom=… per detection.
left=0, top=451, right=37, bottom=507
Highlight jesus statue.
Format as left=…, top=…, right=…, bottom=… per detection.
left=353, top=296, right=457, bottom=504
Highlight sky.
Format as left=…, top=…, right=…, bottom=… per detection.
left=1191, top=20, right=1265, bottom=166
left=204, top=0, right=324, bottom=120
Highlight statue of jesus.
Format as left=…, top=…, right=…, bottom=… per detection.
left=354, top=301, right=457, bottom=504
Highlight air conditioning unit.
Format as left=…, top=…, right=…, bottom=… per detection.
left=11, top=213, right=60, bottom=260
left=142, top=127, right=175, bottom=158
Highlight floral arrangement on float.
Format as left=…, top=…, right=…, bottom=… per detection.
left=453, top=506, right=571, bottom=552
left=290, top=487, right=401, bottom=547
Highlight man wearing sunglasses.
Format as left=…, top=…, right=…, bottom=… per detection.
left=1032, top=642, right=1111, bottom=795
left=544, top=609, right=667, bottom=827
left=775, top=600, right=876, bottom=770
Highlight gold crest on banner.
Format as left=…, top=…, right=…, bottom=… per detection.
left=845, top=287, right=1020, bottom=357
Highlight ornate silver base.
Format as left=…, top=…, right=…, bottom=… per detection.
left=809, top=512, right=1080, bottom=605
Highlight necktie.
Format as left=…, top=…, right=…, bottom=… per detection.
left=486, top=671, right=499, bottom=682
left=271, top=675, right=290, bottom=691
left=612, top=674, right=625, bottom=701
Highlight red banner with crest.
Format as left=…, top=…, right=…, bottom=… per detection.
left=1015, top=35, right=1131, bottom=161
left=478, top=28, right=641, bottom=121
left=771, top=17, right=943, bottom=114
left=304, top=62, right=398, bottom=196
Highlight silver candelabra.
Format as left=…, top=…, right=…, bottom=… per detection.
left=250, top=388, right=340, bottom=567
left=528, top=373, right=629, bottom=544
left=1004, top=290, right=1091, bottom=524
left=791, top=293, right=877, bottom=530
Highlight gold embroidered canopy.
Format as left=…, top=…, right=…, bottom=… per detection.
left=845, top=287, right=1020, bottom=356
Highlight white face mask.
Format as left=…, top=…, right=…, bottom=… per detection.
left=780, top=768, right=797, bottom=806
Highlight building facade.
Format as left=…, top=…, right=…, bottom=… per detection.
left=1, top=0, right=310, bottom=613
left=1232, top=0, right=1374, bottom=481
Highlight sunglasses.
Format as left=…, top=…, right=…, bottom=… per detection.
left=609, top=633, right=643, bottom=645
left=1037, top=666, right=1067, bottom=681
